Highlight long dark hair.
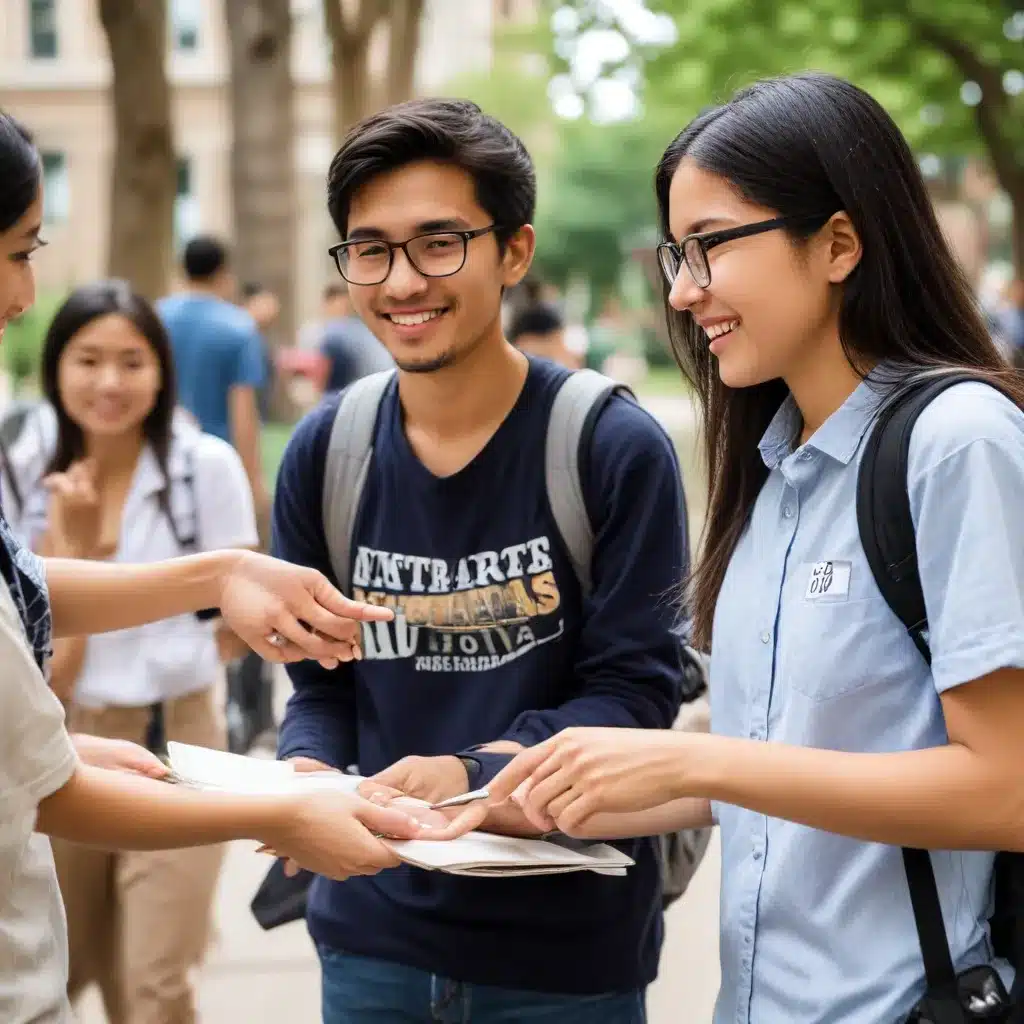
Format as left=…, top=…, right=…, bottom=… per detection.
left=0, top=110, right=40, bottom=233
left=41, top=281, right=178, bottom=481
left=655, top=72, right=1022, bottom=650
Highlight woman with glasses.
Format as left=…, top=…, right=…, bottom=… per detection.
left=461, top=73, right=1024, bottom=1022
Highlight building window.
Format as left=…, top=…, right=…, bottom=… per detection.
left=28, top=0, right=58, bottom=59
left=170, top=0, right=201, bottom=52
left=174, top=157, right=200, bottom=247
left=41, top=152, right=69, bottom=224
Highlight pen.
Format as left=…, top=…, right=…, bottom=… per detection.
left=429, top=787, right=491, bottom=810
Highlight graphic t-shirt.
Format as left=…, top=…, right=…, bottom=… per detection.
left=274, top=357, right=688, bottom=994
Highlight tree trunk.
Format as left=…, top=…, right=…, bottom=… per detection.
left=98, top=0, right=175, bottom=301
left=385, top=0, right=424, bottom=106
left=323, top=0, right=388, bottom=142
left=333, top=39, right=372, bottom=143
left=223, top=0, right=297, bottom=422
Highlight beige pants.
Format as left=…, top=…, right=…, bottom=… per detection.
left=54, top=688, right=227, bottom=1024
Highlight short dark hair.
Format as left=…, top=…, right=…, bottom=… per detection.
left=0, top=110, right=41, bottom=233
left=241, top=281, right=265, bottom=300
left=326, top=98, right=536, bottom=247
left=323, top=281, right=348, bottom=301
left=182, top=235, right=229, bottom=281
left=508, top=302, right=563, bottom=343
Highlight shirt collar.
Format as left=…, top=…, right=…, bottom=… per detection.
left=758, top=366, right=891, bottom=470
left=131, top=429, right=193, bottom=499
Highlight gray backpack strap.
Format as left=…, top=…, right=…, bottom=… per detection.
left=322, top=370, right=396, bottom=594
left=544, top=369, right=636, bottom=597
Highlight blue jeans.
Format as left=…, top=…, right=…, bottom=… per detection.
left=318, top=945, right=647, bottom=1023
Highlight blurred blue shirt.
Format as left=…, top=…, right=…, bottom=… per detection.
left=157, top=293, right=265, bottom=442
left=711, top=376, right=1024, bottom=1023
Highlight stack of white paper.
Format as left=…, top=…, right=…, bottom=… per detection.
left=165, top=743, right=634, bottom=878
left=166, top=741, right=362, bottom=795
left=386, top=831, right=633, bottom=878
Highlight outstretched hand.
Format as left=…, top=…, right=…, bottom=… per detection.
left=259, top=791, right=451, bottom=879
left=217, top=551, right=395, bottom=669
left=72, top=734, right=170, bottom=779
left=444, top=728, right=695, bottom=835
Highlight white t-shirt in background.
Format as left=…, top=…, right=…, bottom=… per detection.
left=10, top=424, right=259, bottom=707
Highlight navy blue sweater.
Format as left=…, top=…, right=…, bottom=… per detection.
left=274, top=357, right=688, bottom=995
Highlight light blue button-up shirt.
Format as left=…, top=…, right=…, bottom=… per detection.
left=711, top=376, right=1024, bottom=1024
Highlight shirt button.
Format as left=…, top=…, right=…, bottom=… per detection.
left=753, top=848, right=763, bottom=861
left=783, top=506, right=794, bottom=518
left=799, top=449, right=812, bottom=461
left=760, top=630, right=771, bottom=644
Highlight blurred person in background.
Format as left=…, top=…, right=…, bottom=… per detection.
left=507, top=299, right=582, bottom=368
left=241, top=281, right=280, bottom=422
left=6, top=280, right=258, bottom=1023
left=317, top=281, right=394, bottom=392
left=233, top=281, right=283, bottom=753
left=158, top=237, right=268, bottom=531
left=999, top=278, right=1024, bottom=365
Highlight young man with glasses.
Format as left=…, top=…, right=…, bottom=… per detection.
left=273, top=98, right=689, bottom=1023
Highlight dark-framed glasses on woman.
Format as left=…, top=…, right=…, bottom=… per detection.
left=329, top=225, right=499, bottom=286
left=657, top=213, right=835, bottom=290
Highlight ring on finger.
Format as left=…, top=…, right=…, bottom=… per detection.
left=266, top=631, right=287, bottom=648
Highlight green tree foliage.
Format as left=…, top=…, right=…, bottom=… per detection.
left=553, top=0, right=1024, bottom=269
left=532, top=118, right=665, bottom=297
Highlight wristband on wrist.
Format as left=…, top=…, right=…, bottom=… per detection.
left=454, top=750, right=517, bottom=789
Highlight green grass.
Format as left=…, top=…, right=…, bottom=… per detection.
left=262, top=421, right=296, bottom=491
left=638, top=364, right=690, bottom=398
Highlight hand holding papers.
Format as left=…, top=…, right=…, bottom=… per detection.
left=166, top=743, right=634, bottom=879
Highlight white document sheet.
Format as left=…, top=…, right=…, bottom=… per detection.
left=165, top=742, right=634, bottom=878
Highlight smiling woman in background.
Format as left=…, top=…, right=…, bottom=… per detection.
left=5, top=280, right=261, bottom=1022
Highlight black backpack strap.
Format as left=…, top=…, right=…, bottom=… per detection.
left=901, top=846, right=959, bottom=998
left=856, top=371, right=987, bottom=664
left=857, top=370, right=995, bottom=1012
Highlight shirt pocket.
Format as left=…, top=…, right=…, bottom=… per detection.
left=781, top=565, right=918, bottom=703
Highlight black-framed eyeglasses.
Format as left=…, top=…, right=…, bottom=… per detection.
left=329, top=225, right=501, bottom=286
left=657, top=213, right=835, bottom=290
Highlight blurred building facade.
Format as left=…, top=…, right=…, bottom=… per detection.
left=0, top=0, right=538, bottom=324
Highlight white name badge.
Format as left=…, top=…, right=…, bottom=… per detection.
left=804, top=560, right=851, bottom=601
